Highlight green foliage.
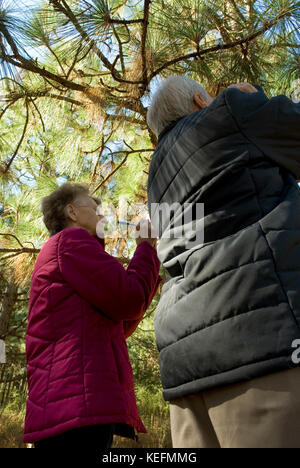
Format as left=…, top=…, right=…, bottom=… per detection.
left=0, top=403, right=26, bottom=448
left=0, top=0, right=299, bottom=446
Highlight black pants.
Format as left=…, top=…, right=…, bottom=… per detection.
left=34, top=423, right=116, bottom=450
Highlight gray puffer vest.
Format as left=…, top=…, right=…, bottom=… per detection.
left=147, top=87, right=300, bottom=401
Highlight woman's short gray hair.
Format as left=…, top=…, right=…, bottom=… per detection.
left=147, top=75, right=210, bottom=137
left=41, top=182, right=101, bottom=237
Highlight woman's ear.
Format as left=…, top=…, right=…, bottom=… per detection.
left=64, top=203, right=77, bottom=223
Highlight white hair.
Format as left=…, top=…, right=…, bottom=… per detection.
left=147, top=75, right=210, bottom=137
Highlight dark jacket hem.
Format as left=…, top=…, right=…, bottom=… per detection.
left=163, top=356, right=299, bottom=401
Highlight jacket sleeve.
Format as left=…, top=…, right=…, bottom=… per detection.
left=123, top=274, right=164, bottom=338
left=225, top=88, right=300, bottom=180
left=58, top=227, right=161, bottom=322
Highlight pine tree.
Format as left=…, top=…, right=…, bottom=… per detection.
left=0, top=0, right=299, bottom=392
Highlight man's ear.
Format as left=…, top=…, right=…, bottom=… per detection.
left=193, top=92, right=208, bottom=109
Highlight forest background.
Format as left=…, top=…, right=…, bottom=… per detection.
left=0, top=0, right=299, bottom=448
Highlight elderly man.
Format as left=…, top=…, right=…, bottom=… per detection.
left=146, top=75, right=300, bottom=448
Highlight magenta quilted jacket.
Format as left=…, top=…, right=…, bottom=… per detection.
left=23, top=226, right=162, bottom=444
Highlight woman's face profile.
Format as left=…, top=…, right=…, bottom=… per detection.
left=65, top=195, right=107, bottom=236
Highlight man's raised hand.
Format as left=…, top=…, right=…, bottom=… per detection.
left=228, top=82, right=258, bottom=93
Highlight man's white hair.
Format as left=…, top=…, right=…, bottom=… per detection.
left=147, top=75, right=210, bottom=137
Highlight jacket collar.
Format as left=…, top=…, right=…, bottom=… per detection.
left=50, top=228, right=105, bottom=249
left=157, top=118, right=183, bottom=142
left=92, top=233, right=105, bottom=249
left=157, top=108, right=207, bottom=142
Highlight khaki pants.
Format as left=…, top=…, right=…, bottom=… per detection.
left=169, top=366, right=300, bottom=448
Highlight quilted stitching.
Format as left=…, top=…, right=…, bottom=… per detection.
left=24, top=227, right=161, bottom=443
left=148, top=89, right=300, bottom=400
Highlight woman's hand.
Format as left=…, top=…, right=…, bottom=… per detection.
left=228, top=82, right=258, bottom=93
left=135, top=218, right=158, bottom=248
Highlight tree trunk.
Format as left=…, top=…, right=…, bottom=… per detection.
left=0, top=279, right=18, bottom=340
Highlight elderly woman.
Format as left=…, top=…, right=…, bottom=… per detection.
left=23, top=182, right=162, bottom=450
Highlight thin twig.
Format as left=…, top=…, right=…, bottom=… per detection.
left=29, top=97, right=45, bottom=132
left=91, top=148, right=152, bottom=194
left=46, top=43, right=66, bottom=76
left=92, top=153, right=129, bottom=193
left=3, top=99, right=30, bottom=174
left=112, top=25, right=125, bottom=75
left=66, top=41, right=85, bottom=80
left=108, top=18, right=144, bottom=25
left=0, top=233, right=24, bottom=248
left=0, top=97, right=19, bottom=120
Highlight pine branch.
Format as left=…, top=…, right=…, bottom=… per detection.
left=0, top=234, right=40, bottom=257
left=92, top=153, right=129, bottom=193
left=0, top=20, right=20, bottom=58
left=149, top=8, right=294, bottom=81
left=0, top=233, right=25, bottom=248
left=228, top=0, right=246, bottom=24
left=1, top=23, right=146, bottom=116
left=0, top=97, right=19, bottom=120
left=8, top=317, right=28, bottom=335
left=107, top=18, right=144, bottom=26
left=45, top=43, right=66, bottom=76
left=105, top=113, right=146, bottom=126
left=141, top=0, right=151, bottom=88
left=4, top=55, right=88, bottom=92
left=91, top=147, right=153, bottom=194
left=29, top=97, right=46, bottom=132
left=273, top=43, right=300, bottom=48
left=46, top=93, right=83, bottom=106
left=91, top=117, right=123, bottom=179
left=92, top=134, right=105, bottom=179
left=0, top=247, right=40, bottom=254
left=0, top=16, right=87, bottom=91
left=0, top=246, right=130, bottom=269
left=1, top=88, right=83, bottom=109
left=42, top=75, right=68, bottom=93
left=48, top=0, right=145, bottom=85
left=65, top=41, right=85, bottom=80
left=112, top=25, right=126, bottom=75
left=3, top=99, right=29, bottom=174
